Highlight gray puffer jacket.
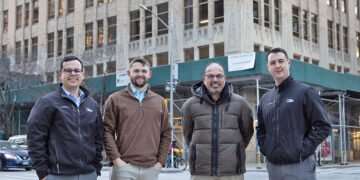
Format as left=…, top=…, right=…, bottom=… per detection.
left=182, top=81, right=254, bottom=176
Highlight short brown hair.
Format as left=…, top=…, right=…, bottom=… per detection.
left=129, top=57, right=150, bottom=69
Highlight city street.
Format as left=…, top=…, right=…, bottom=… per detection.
left=0, top=163, right=359, bottom=180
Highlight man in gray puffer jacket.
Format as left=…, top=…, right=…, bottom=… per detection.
left=182, top=62, right=254, bottom=180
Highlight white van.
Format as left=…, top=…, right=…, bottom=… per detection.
left=8, top=135, right=27, bottom=149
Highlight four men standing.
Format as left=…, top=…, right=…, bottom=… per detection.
left=27, top=50, right=332, bottom=180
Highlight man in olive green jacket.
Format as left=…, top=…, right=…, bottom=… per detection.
left=182, top=62, right=254, bottom=180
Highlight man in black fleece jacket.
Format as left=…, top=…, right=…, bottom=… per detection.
left=27, top=56, right=103, bottom=180
left=256, top=48, right=331, bottom=180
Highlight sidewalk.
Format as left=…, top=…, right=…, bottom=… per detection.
left=244, top=160, right=360, bottom=172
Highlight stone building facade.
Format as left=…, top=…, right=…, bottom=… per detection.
left=1, top=0, right=360, bottom=83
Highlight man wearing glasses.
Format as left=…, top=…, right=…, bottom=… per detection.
left=27, top=56, right=104, bottom=180
left=103, top=58, right=171, bottom=180
left=182, top=62, right=254, bottom=180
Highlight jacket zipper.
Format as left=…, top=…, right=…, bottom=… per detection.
left=54, top=142, right=60, bottom=174
left=211, top=105, right=219, bottom=176
left=276, top=93, right=280, bottom=160
left=77, top=107, right=84, bottom=170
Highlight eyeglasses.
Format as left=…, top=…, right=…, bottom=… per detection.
left=132, top=69, right=149, bottom=74
left=62, top=68, right=82, bottom=75
left=204, top=74, right=225, bottom=79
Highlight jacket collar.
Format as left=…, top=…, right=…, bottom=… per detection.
left=126, top=83, right=151, bottom=98
left=191, top=81, right=232, bottom=105
left=59, top=83, right=89, bottom=97
left=275, top=75, right=294, bottom=92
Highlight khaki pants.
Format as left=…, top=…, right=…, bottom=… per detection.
left=191, top=174, right=244, bottom=180
left=110, top=164, right=160, bottom=180
left=47, top=171, right=97, bottom=180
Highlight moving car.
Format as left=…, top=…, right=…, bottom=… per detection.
left=0, top=140, right=32, bottom=171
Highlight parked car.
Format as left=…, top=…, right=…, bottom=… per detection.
left=8, top=135, right=27, bottom=150
left=0, top=140, right=32, bottom=171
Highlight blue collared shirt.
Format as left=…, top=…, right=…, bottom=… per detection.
left=130, top=84, right=147, bottom=103
left=62, top=86, right=85, bottom=107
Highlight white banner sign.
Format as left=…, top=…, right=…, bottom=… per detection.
left=116, top=71, right=130, bottom=87
left=228, top=52, right=256, bottom=72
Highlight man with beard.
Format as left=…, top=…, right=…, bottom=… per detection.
left=27, top=56, right=103, bottom=180
left=103, top=58, right=172, bottom=180
left=182, top=62, right=254, bottom=180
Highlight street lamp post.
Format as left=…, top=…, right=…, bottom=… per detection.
left=139, top=4, right=176, bottom=168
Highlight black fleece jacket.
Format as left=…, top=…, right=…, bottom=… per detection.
left=27, top=85, right=103, bottom=179
left=256, top=76, right=331, bottom=164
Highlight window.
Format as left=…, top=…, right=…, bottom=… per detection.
left=58, top=30, right=63, bottom=56
left=46, top=72, right=54, bottom=84
left=292, top=6, right=299, bottom=37
left=48, top=33, right=55, bottom=58
left=108, top=16, right=117, bottom=45
left=214, top=0, right=224, bottom=23
left=344, top=67, right=349, bottom=73
left=107, top=61, right=116, bottom=74
left=3, top=11, right=8, bottom=32
left=336, top=24, right=340, bottom=51
left=341, top=0, right=346, bottom=13
left=68, top=0, right=74, bottom=13
left=15, top=41, right=21, bottom=64
left=335, top=0, right=339, bottom=9
left=143, top=55, right=153, bottom=67
left=97, top=20, right=104, bottom=47
left=329, top=64, right=335, bottom=70
left=184, top=48, right=194, bottom=61
left=157, top=52, right=168, bottom=66
left=356, top=0, right=360, bottom=19
left=343, top=26, right=348, bottom=53
left=274, top=0, right=280, bottom=31
left=97, top=63, right=104, bottom=75
left=32, top=37, right=38, bottom=61
left=48, top=0, right=55, bottom=19
left=84, top=65, right=93, bottom=78
left=145, top=7, right=152, bottom=38
left=1, top=45, right=7, bottom=57
left=303, top=11, right=308, bottom=40
left=357, top=32, right=360, bottom=58
left=199, top=45, right=209, bottom=60
left=264, top=0, right=270, bottom=28
left=98, top=0, right=104, bottom=5
left=184, top=0, right=193, bottom=30
left=199, top=0, right=208, bottom=26
left=304, top=57, right=309, bottom=63
left=264, top=46, right=272, bottom=52
left=312, top=59, right=319, bottom=66
left=328, top=20, right=333, bottom=48
left=33, top=0, right=39, bottom=24
left=16, top=6, right=22, bottom=29
left=86, top=0, right=94, bottom=8
left=293, top=54, right=301, bottom=60
left=85, top=23, right=93, bottom=50
left=25, top=3, right=30, bottom=26
left=327, top=0, right=332, bottom=6
left=24, top=39, right=29, bottom=61
left=311, top=13, right=318, bottom=43
left=66, top=27, right=74, bottom=54
left=253, top=0, right=259, bottom=24
left=214, top=43, right=224, bottom=57
left=337, top=66, right=342, bottom=72
left=130, top=10, right=140, bottom=41
left=59, top=0, right=64, bottom=16
left=254, top=44, right=260, bottom=52
left=158, top=3, right=168, bottom=35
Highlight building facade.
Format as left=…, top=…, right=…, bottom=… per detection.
left=1, top=0, right=360, bottom=83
